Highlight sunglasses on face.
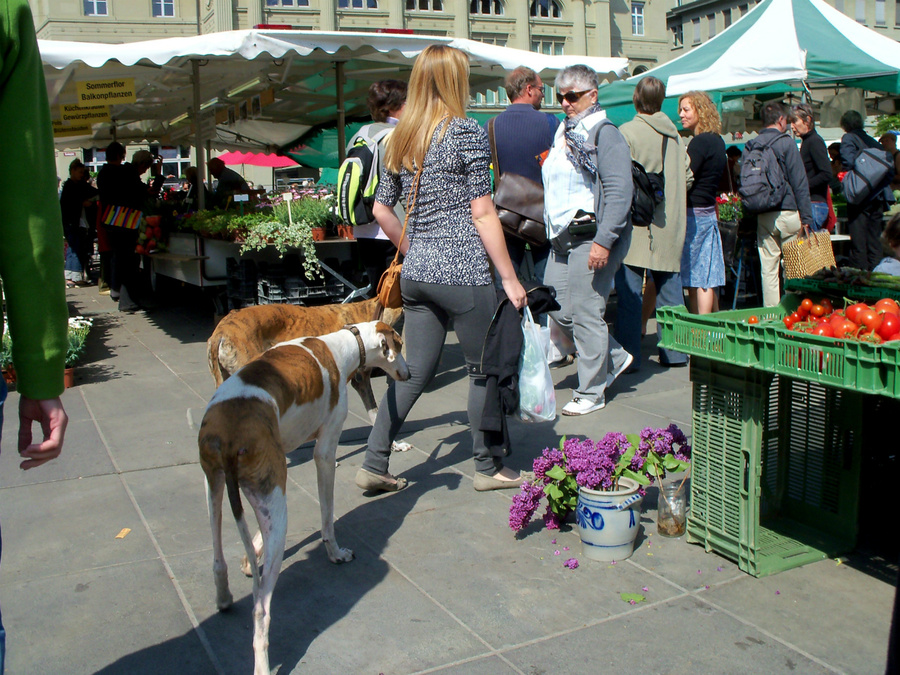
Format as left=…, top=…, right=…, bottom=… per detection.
left=556, top=89, right=593, bottom=104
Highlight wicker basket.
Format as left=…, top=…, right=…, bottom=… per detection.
left=783, top=230, right=835, bottom=279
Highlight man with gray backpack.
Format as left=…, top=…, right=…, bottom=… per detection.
left=839, top=109, right=895, bottom=271
left=739, top=100, right=813, bottom=306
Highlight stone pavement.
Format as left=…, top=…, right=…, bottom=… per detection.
left=0, top=284, right=894, bottom=674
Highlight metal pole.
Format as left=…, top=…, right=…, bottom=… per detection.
left=195, top=0, right=201, bottom=34
left=192, top=59, right=206, bottom=211
left=336, top=61, right=346, bottom=165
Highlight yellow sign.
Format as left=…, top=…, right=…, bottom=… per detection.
left=59, top=104, right=111, bottom=124
left=52, top=120, right=93, bottom=138
left=75, top=78, right=136, bottom=105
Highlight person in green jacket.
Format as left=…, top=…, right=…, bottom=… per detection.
left=0, top=0, right=71, bottom=669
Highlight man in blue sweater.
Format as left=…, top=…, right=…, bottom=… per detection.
left=487, top=67, right=559, bottom=282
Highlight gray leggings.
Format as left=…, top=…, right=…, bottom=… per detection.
left=362, top=278, right=503, bottom=476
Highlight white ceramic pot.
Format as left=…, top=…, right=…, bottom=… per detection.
left=576, top=477, right=643, bottom=562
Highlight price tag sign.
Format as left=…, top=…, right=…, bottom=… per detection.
left=233, top=194, right=250, bottom=202
left=282, top=192, right=294, bottom=202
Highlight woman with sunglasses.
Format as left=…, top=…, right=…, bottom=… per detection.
left=355, top=45, right=528, bottom=494
left=541, top=64, right=634, bottom=417
left=678, top=90, right=726, bottom=314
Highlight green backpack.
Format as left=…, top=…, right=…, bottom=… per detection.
left=337, top=125, right=393, bottom=227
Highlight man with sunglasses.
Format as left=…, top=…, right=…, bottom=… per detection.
left=486, top=66, right=559, bottom=282
left=542, top=65, right=634, bottom=416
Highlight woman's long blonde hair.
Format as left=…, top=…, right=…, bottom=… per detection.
left=679, top=91, right=721, bottom=135
left=383, top=45, right=470, bottom=173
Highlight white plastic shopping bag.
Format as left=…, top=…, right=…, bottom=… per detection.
left=518, top=306, right=556, bottom=422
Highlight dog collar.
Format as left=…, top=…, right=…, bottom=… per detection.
left=343, top=325, right=366, bottom=369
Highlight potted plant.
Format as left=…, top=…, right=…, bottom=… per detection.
left=1, top=322, right=13, bottom=387
left=65, top=316, right=93, bottom=387
left=509, top=424, right=691, bottom=561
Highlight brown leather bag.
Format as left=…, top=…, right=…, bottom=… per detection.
left=377, top=166, right=423, bottom=310
left=488, top=119, right=547, bottom=247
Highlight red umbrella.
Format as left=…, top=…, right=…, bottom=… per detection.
left=216, top=151, right=297, bottom=168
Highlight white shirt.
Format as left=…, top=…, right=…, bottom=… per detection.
left=542, top=109, right=607, bottom=240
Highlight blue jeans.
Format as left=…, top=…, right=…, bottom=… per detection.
left=810, top=201, right=829, bottom=231
left=0, top=376, right=6, bottom=673
left=614, top=264, right=687, bottom=368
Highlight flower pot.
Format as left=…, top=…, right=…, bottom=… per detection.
left=64, top=367, right=75, bottom=389
left=576, top=477, right=643, bottom=561
left=311, top=227, right=326, bottom=241
left=338, top=224, right=355, bottom=240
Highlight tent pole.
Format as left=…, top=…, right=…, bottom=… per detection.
left=193, top=59, right=206, bottom=211
left=336, top=61, right=346, bottom=166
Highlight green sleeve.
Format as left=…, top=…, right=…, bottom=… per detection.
left=0, top=0, right=68, bottom=400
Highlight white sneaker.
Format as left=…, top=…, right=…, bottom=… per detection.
left=607, top=352, right=635, bottom=389
left=562, top=397, right=606, bottom=416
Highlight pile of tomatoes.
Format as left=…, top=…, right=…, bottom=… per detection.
left=778, top=296, right=900, bottom=343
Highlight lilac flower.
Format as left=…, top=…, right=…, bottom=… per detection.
left=533, top=447, right=565, bottom=482
left=554, top=550, right=560, bottom=556
left=543, top=508, right=561, bottom=530
left=563, top=558, right=579, bottom=570
left=508, top=482, right=544, bottom=532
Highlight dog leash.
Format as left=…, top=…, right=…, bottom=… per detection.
left=343, top=325, right=366, bottom=369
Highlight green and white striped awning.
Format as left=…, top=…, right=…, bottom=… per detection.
left=598, top=0, right=900, bottom=110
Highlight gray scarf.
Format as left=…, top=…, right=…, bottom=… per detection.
left=564, top=103, right=604, bottom=177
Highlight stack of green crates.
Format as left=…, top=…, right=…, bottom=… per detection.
left=688, top=357, right=861, bottom=577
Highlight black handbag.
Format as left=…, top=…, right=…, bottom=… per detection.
left=487, top=119, right=547, bottom=247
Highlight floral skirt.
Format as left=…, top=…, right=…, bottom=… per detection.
left=681, top=205, right=725, bottom=289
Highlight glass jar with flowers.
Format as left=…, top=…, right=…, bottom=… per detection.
left=65, top=316, right=93, bottom=387
left=716, top=192, right=743, bottom=268
left=509, top=424, right=691, bottom=561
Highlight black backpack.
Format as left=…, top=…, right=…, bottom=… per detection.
left=591, top=119, right=666, bottom=226
left=739, top=133, right=788, bottom=213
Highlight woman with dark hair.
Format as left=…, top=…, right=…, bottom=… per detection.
left=355, top=46, right=527, bottom=493
left=839, top=109, right=894, bottom=270
left=791, top=103, right=832, bottom=231
left=874, top=212, right=900, bottom=275
left=350, top=79, right=408, bottom=296
left=615, top=76, right=692, bottom=369
left=678, top=90, right=726, bottom=314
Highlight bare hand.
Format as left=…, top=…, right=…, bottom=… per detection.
left=502, top=277, right=528, bottom=310
left=588, top=243, right=610, bottom=271
left=18, top=397, right=68, bottom=470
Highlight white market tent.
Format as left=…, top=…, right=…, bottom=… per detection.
left=598, top=0, right=900, bottom=114
left=40, top=29, right=628, bottom=158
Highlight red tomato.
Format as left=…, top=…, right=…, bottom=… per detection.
left=801, top=298, right=814, bottom=312
left=790, top=311, right=803, bottom=323
left=812, top=323, right=835, bottom=337
left=829, top=312, right=847, bottom=327
left=859, top=330, right=884, bottom=344
left=877, top=312, right=900, bottom=340
left=834, top=320, right=859, bottom=339
left=887, top=333, right=900, bottom=342
left=859, top=309, right=883, bottom=332
left=810, top=304, right=826, bottom=318
left=135, top=244, right=146, bottom=255
left=875, top=298, right=900, bottom=316
left=845, top=303, right=869, bottom=324
left=747, top=315, right=759, bottom=324
left=783, top=316, right=795, bottom=329
left=820, top=298, right=834, bottom=314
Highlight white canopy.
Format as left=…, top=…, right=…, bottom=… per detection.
left=41, top=29, right=629, bottom=151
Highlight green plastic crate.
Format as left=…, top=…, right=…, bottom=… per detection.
left=657, top=298, right=796, bottom=368
left=687, top=358, right=861, bottom=577
left=881, top=343, right=900, bottom=398
left=785, top=276, right=900, bottom=304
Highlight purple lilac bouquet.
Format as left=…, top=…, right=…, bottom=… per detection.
left=509, top=424, right=691, bottom=533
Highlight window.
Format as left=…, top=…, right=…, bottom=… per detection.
left=692, top=17, right=701, bottom=44
left=631, top=2, right=644, bottom=35
left=340, top=0, right=377, bottom=7
left=856, top=0, right=865, bottom=21
left=472, top=35, right=507, bottom=106
left=834, top=0, right=844, bottom=12
left=723, top=8, right=731, bottom=27
left=531, top=38, right=564, bottom=55
left=707, top=13, right=716, bottom=38
left=738, top=4, right=748, bottom=16
left=471, top=0, right=503, bottom=15
left=530, top=0, right=561, bottom=19
left=267, top=0, right=311, bottom=5
left=152, top=0, right=174, bottom=17
left=876, top=0, right=886, bottom=24
left=672, top=24, right=683, bottom=47
left=896, top=0, right=900, bottom=24
left=83, top=0, right=107, bottom=16
left=150, top=145, right=192, bottom=181
left=407, top=0, right=442, bottom=9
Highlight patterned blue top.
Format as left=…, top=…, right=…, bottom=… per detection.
left=376, top=117, right=493, bottom=286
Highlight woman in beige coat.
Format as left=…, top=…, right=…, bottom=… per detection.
left=614, top=76, right=693, bottom=369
